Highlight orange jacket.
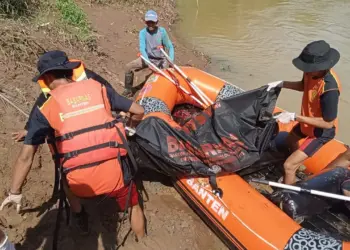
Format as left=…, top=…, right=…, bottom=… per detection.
left=41, top=79, right=127, bottom=196
left=301, top=69, right=341, bottom=137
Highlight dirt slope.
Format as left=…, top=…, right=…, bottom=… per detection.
left=0, top=2, right=226, bottom=250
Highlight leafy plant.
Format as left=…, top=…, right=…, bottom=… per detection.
left=56, top=0, right=91, bottom=40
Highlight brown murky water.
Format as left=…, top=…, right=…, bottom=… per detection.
left=176, top=0, right=350, bottom=142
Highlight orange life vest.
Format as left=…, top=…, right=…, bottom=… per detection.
left=300, top=69, right=341, bottom=137
left=37, top=59, right=88, bottom=96
left=40, top=79, right=127, bottom=174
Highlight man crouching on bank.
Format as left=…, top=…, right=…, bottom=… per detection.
left=0, top=51, right=145, bottom=240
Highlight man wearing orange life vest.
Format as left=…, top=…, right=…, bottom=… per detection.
left=11, top=51, right=117, bottom=142
left=0, top=51, right=146, bottom=239
left=267, top=40, right=341, bottom=185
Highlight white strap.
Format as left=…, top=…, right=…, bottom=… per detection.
left=0, top=235, right=16, bottom=250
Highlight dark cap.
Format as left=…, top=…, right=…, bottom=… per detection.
left=32, top=50, right=81, bottom=82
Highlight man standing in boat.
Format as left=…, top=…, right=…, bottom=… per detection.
left=122, top=10, right=175, bottom=97
left=267, top=40, right=341, bottom=185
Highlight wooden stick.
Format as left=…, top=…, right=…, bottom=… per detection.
left=0, top=93, right=29, bottom=118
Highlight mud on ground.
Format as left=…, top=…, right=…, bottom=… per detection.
left=0, top=1, right=226, bottom=250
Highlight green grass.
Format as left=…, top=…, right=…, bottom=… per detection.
left=1, top=0, right=94, bottom=42
left=56, top=0, right=92, bottom=41
left=0, top=0, right=97, bottom=67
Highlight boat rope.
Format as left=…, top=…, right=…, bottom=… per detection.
left=202, top=187, right=278, bottom=250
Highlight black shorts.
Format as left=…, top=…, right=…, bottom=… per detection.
left=291, top=124, right=334, bottom=157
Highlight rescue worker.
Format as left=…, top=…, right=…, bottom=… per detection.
left=0, top=50, right=146, bottom=239
left=122, top=10, right=175, bottom=97
left=12, top=50, right=116, bottom=143
left=267, top=40, right=341, bottom=185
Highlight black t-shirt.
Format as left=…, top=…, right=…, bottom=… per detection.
left=24, top=69, right=132, bottom=145
left=310, top=71, right=340, bottom=137
left=320, top=92, right=339, bottom=122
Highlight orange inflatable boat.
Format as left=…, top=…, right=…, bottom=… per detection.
left=133, top=67, right=350, bottom=250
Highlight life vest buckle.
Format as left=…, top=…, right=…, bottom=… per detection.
left=61, top=132, right=74, bottom=140
left=106, top=121, right=117, bottom=129
left=66, top=150, right=79, bottom=159
left=109, top=141, right=119, bottom=148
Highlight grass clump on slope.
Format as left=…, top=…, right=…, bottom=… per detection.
left=0, top=0, right=97, bottom=73
left=0, top=0, right=40, bottom=18
left=56, top=0, right=93, bottom=41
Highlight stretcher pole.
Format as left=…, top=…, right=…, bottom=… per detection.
left=138, top=53, right=207, bottom=108
left=157, top=46, right=214, bottom=106
left=251, top=178, right=350, bottom=202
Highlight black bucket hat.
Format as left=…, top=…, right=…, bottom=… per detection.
left=292, top=40, right=340, bottom=73
left=32, top=50, right=81, bottom=82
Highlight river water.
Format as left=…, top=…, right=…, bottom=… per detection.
left=175, top=0, right=350, bottom=142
